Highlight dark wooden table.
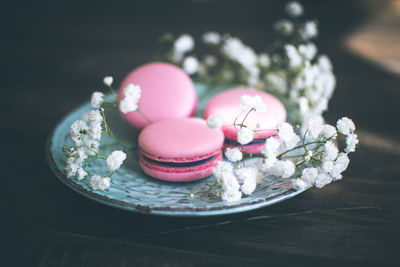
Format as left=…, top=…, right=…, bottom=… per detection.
left=2, top=0, right=400, bottom=266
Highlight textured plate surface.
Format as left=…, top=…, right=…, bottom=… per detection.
left=46, top=82, right=308, bottom=216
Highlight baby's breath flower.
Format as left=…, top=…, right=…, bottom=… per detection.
left=225, top=147, right=243, bottom=162
left=207, top=114, right=224, bottom=129
left=76, top=167, right=88, bottom=180
left=106, top=150, right=126, bottom=172
left=213, top=161, right=233, bottom=179
left=88, top=175, right=102, bottom=190
left=65, top=160, right=79, bottom=178
left=337, top=117, right=355, bottom=135
left=318, top=55, right=333, bottom=72
left=119, top=98, right=137, bottom=114
left=202, top=32, right=221, bottom=45
left=235, top=167, right=258, bottom=183
left=304, top=150, right=313, bottom=161
left=323, top=141, right=339, bottom=162
left=315, top=173, right=332, bottom=188
left=298, top=43, right=317, bottom=60
left=241, top=175, right=257, bottom=195
left=119, top=84, right=141, bottom=114
left=89, top=122, right=102, bottom=141
left=221, top=173, right=240, bottom=192
left=301, top=167, right=318, bottom=184
left=174, top=34, right=194, bottom=54
left=183, top=56, right=199, bottom=75
left=278, top=123, right=300, bottom=149
left=345, top=133, right=359, bottom=153
left=237, top=127, right=254, bottom=145
left=91, top=92, right=104, bottom=109
left=124, top=84, right=142, bottom=99
left=274, top=19, right=294, bottom=36
left=240, top=94, right=266, bottom=112
left=87, top=110, right=102, bottom=124
left=262, top=137, right=280, bottom=157
left=98, top=177, right=111, bottom=190
left=285, top=1, right=303, bottom=17
left=285, top=44, right=302, bottom=69
left=221, top=189, right=242, bottom=202
left=300, top=21, right=318, bottom=40
left=265, top=71, right=287, bottom=94
left=103, top=76, right=113, bottom=86
left=262, top=155, right=278, bottom=169
left=270, top=160, right=295, bottom=178
left=69, top=120, right=88, bottom=145
left=292, top=178, right=308, bottom=190
left=320, top=124, right=337, bottom=139
left=258, top=54, right=271, bottom=67
left=322, top=161, right=334, bottom=173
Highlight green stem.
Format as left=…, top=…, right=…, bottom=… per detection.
left=100, top=108, right=128, bottom=153
left=136, top=109, right=152, bottom=124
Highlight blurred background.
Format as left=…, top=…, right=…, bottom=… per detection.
left=2, top=0, right=400, bottom=266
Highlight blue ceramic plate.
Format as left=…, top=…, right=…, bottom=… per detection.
left=46, top=82, right=308, bottom=216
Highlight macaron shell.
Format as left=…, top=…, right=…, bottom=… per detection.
left=119, top=62, right=198, bottom=129
left=203, top=88, right=286, bottom=140
left=139, top=150, right=222, bottom=182
left=139, top=118, right=224, bottom=160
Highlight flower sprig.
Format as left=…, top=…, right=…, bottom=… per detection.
left=198, top=94, right=359, bottom=202
left=159, top=1, right=333, bottom=132
left=63, top=77, right=144, bottom=191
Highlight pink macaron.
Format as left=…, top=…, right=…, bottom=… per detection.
left=203, top=87, right=286, bottom=154
left=138, top=118, right=224, bottom=182
left=119, top=62, right=198, bottom=129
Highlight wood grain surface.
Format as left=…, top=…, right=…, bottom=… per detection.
left=2, top=0, right=400, bottom=266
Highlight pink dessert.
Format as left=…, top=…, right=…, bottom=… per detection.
left=119, top=62, right=198, bottom=129
left=203, top=87, right=286, bottom=154
left=138, top=118, right=224, bottom=182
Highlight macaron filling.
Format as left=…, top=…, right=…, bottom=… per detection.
left=142, top=155, right=215, bottom=168
left=224, top=137, right=266, bottom=146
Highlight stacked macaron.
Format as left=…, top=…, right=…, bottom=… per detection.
left=119, top=63, right=286, bottom=182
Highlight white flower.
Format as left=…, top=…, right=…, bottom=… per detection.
left=183, top=56, right=199, bottom=75
left=323, top=141, right=339, bottom=162
left=234, top=167, right=258, bottom=183
left=301, top=21, right=318, bottom=40
left=120, top=83, right=142, bottom=114
left=225, top=147, right=243, bottom=162
left=241, top=175, right=257, bottom=195
left=174, top=34, right=194, bottom=54
left=237, top=127, right=254, bottom=145
left=318, top=55, right=332, bottom=72
left=315, top=173, right=332, bottom=188
left=124, top=83, right=142, bottom=99
left=263, top=155, right=278, bottom=169
left=298, top=43, right=317, bottom=60
left=304, top=150, right=313, bottom=162
left=207, top=114, right=224, bottom=129
left=322, top=161, right=334, bottom=173
left=285, top=44, right=302, bottom=69
left=270, top=160, right=295, bottom=178
left=76, top=167, right=88, bottom=180
left=221, top=189, right=242, bottom=202
left=202, top=32, right=221, bottom=45
left=278, top=123, right=300, bottom=150
left=337, top=117, right=355, bottom=135
left=204, top=55, right=217, bottom=66
left=320, top=124, right=337, bottom=139
left=258, top=54, right=271, bottom=67
left=65, top=160, right=79, bottom=178
left=285, top=1, right=303, bottom=17
left=88, top=122, right=102, bottom=141
left=240, top=94, right=266, bottom=112
left=86, top=110, right=102, bottom=124
left=84, top=138, right=99, bottom=155
left=265, top=72, right=287, bottom=94
left=119, top=98, right=137, bottom=114
left=262, top=137, right=280, bottom=157
left=297, top=97, right=309, bottom=114
left=330, top=153, right=349, bottom=180
left=69, top=120, right=88, bottom=145
left=345, top=133, right=359, bottom=153
left=274, top=19, right=294, bottom=36
left=71, top=147, right=87, bottom=164
left=91, top=92, right=104, bottom=109
left=292, top=178, right=308, bottom=190
left=213, top=161, right=233, bottom=179
left=106, top=150, right=126, bottom=172
left=306, top=117, right=323, bottom=139
left=221, top=173, right=240, bottom=192
left=301, top=167, right=318, bottom=184
left=88, top=175, right=102, bottom=190
left=103, top=76, right=113, bottom=86
left=222, top=37, right=258, bottom=75
left=98, top=177, right=111, bottom=190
